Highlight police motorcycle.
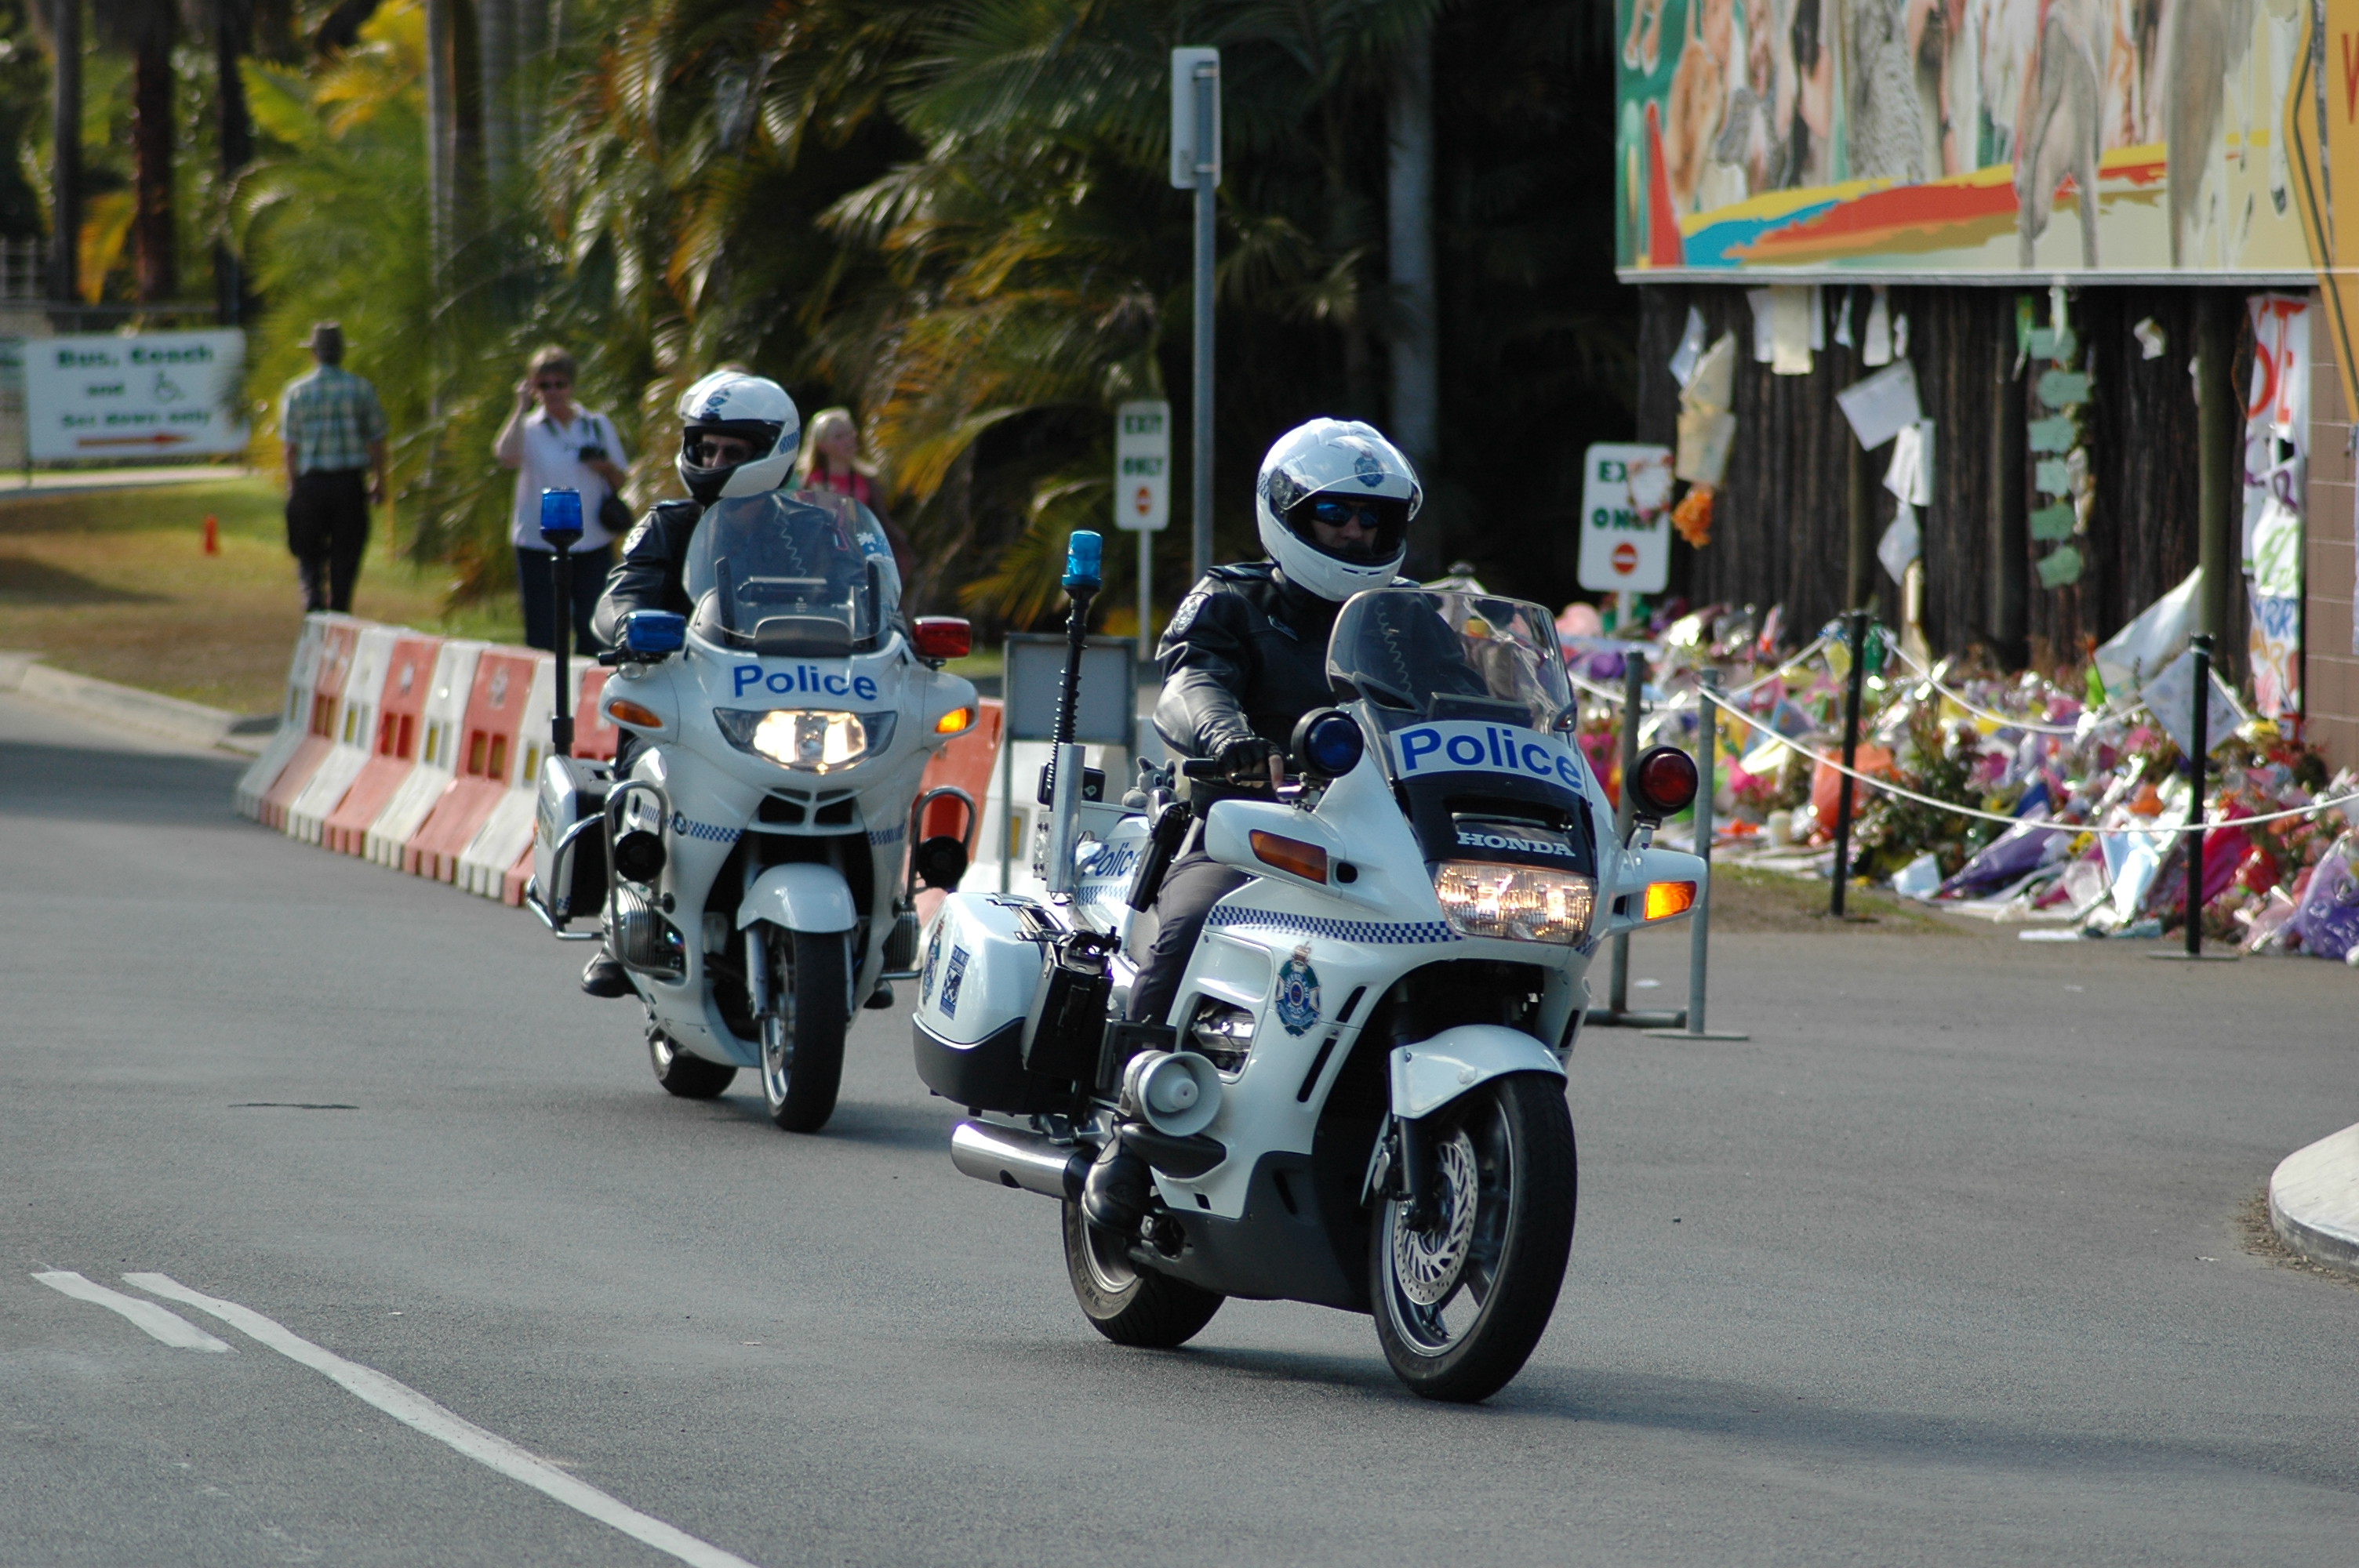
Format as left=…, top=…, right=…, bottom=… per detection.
left=526, top=485, right=982, bottom=1133
left=913, top=532, right=1706, bottom=1402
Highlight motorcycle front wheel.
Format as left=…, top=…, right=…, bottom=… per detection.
left=1369, top=1073, right=1576, bottom=1403
left=758, top=927, right=851, bottom=1134
left=1061, top=1200, right=1223, bottom=1349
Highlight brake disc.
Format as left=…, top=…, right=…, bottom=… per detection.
left=1391, top=1129, right=1481, bottom=1307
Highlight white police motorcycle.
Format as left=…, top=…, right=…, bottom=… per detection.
left=529, top=487, right=981, bottom=1133
left=913, top=534, right=1706, bottom=1401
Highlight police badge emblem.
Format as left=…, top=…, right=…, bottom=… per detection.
left=1274, top=942, right=1321, bottom=1036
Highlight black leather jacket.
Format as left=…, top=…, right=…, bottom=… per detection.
left=1154, top=561, right=1415, bottom=800
left=591, top=498, right=704, bottom=648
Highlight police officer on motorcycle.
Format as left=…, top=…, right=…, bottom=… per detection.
left=1085, top=418, right=1423, bottom=1229
left=577, top=369, right=809, bottom=999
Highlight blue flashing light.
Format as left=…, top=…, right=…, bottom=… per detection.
left=539, top=488, right=584, bottom=543
left=620, top=610, right=686, bottom=656
left=1063, top=530, right=1103, bottom=593
left=1301, top=710, right=1365, bottom=777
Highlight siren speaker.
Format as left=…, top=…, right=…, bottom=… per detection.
left=1121, top=1050, right=1223, bottom=1138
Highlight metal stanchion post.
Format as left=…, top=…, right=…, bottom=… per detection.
left=1648, top=670, right=1748, bottom=1041
left=2152, top=632, right=2237, bottom=961
left=1829, top=608, right=1870, bottom=919
left=1606, top=652, right=1642, bottom=1016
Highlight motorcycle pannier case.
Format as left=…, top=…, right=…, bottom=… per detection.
left=911, top=895, right=1080, bottom=1114
left=533, top=754, right=611, bottom=924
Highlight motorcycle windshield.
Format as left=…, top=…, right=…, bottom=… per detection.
left=1326, top=588, right=1575, bottom=735
left=682, top=489, right=895, bottom=657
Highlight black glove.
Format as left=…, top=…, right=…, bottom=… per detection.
left=1216, top=735, right=1278, bottom=786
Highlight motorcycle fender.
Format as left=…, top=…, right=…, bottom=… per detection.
left=737, top=862, right=856, bottom=933
left=1390, top=1025, right=1566, bottom=1121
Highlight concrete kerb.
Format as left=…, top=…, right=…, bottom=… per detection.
left=0, top=652, right=273, bottom=756
left=2268, top=1123, right=2359, bottom=1278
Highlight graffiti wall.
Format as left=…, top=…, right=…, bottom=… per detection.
left=1616, top=0, right=2316, bottom=274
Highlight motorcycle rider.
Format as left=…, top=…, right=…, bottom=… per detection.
left=1085, top=417, right=1423, bottom=1230
left=577, top=368, right=810, bottom=999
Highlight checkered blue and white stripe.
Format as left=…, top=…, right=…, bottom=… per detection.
left=1205, top=906, right=1459, bottom=946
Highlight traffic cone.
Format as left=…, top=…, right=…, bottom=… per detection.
left=202, top=514, right=220, bottom=554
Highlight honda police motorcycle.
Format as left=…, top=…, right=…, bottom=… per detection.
left=529, top=487, right=981, bottom=1132
left=914, top=532, right=1706, bottom=1402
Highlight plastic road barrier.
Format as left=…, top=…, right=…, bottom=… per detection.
left=285, top=624, right=401, bottom=844
left=405, top=648, right=543, bottom=881
left=365, top=640, right=488, bottom=869
left=322, top=633, right=445, bottom=855
left=234, top=615, right=338, bottom=822
left=256, top=619, right=363, bottom=831
left=498, top=666, right=620, bottom=906
left=456, top=655, right=562, bottom=899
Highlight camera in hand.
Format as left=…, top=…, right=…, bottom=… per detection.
left=578, top=444, right=608, bottom=462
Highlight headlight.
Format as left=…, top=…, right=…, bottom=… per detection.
left=714, top=708, right=896, bottom=771
left=1430, top=861, right=1596, bottom=944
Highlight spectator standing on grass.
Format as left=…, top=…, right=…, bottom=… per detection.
left=493, top=347, right=630, bottom=653
left=279, top=321, right=389, bottom=614
left=794, top=405, right=914, bottom=587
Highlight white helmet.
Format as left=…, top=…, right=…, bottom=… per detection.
left=1255, top=418, right=1422, bottom=603
left=674, top=370, right=801, bottom=504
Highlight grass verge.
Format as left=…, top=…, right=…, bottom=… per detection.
left=1707, top=862, right=1962, bottom=935
left=0, top=477, right=522, bottom=714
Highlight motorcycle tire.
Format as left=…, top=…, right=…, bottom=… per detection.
left=1369, top=1072, right=1576, bottom=1403
left=648, top=1032, right=736, bottom=1099
left=760, top=927, right=850, bottom=1134
left=1061, top=1200, right=1223, bottom=1349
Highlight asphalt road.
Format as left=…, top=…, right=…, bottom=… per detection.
left=6, top=691, right=2359, bottom=1566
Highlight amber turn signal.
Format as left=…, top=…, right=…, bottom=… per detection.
left=934, top=706, right=976, bottom=735
left=607, top=699, right=664, bottom=730
left=1249, top=830, right=1328, bottom=883
left=1643, top=880, right=1696, bottom=920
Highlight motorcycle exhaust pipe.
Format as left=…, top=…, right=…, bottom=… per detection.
left=951, top=1120, right=1090, bottom=1201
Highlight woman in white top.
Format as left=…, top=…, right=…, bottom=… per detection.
left=493, top=345, right=631, bottom=653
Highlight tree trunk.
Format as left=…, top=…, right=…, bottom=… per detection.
left=132, top=37, right=176, bottom=303
left=478, top=0, right=514, bottom=197
left=1386, top=24, right=1438, bottom=470
left=216, top=9, right=256, bottom=323
left=49, top=0, right=79, bottom=305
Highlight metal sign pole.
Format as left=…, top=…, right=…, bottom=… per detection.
left=1172, top=49, right=1220, bottom=586
left=1648, top=670, right=1747, bottom=1040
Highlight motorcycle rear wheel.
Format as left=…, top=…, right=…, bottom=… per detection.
left=648, top=1032, right=736, bottom=1099
left=1061, top=1201, right=1223, bottom=1348
left=1369, top=1072, right=1576, bottom=1403
left=760, top=927, right=850, bottom=1134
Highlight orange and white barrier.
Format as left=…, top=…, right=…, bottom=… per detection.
left=365, top=639, right=488, bottom=868
left=234, top=615, right=338, bottom=822
left=285, top=624, right=401, bottom=844
left=236, top=614, right=1005, bottom=925
left=322, top=633, right=444, bottom=855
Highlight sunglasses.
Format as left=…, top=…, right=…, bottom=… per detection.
left=1310, top=499, right=1387, bottom=529
left=535, top=378, right=572, bottom=390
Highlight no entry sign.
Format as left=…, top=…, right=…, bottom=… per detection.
left=1576, top=442, right=1673, bottom=594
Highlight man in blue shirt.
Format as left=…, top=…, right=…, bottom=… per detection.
left=279, top=321, right=390, bottom=613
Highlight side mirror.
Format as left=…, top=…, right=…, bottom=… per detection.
left=619, top=610, right=686, bottom=659
left=913, top=834, right=969, bottom=891
left=1627, top=745, right=1698, bottom=826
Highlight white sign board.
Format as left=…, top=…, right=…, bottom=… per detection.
left=1169, top=48, right=1220, bottom=188
left=1576, top=443, right=1674, bottom=594
left=23, top=330, right=249, bottom=462
left=1114, top=400, right=1171, bottom=532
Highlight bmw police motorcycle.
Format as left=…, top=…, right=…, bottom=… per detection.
left=527, top=402, right=981, bottom=1134
left=913, top=531, right=1706, bottom=1402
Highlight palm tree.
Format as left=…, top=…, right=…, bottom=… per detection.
left=95, top=0, right=178, bottom=302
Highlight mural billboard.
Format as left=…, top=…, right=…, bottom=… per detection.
left=1616, top=0, right=2316, bottom=276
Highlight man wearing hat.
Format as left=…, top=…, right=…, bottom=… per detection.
left=279, top=321, right=391, bottom=613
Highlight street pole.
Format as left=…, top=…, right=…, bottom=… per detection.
left=1607, top=652, right=1644, bottom=1015
left=49, top=0, right=79, bottom=308
left=1830, top=608, right=1870, bottom=918
left=1191, top=66, right=1217, bottom=585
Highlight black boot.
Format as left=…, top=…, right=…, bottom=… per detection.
left=580, top=949, right=631, bottom=999
left=863, top=980, right=895, bottom=1010
left=1081, top=1127, right=1152, bottom=1234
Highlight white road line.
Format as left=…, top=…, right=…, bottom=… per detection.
left=34, top=1271, right=234, bottom=1352
left=122, top=1272, right=760, bottom=1568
